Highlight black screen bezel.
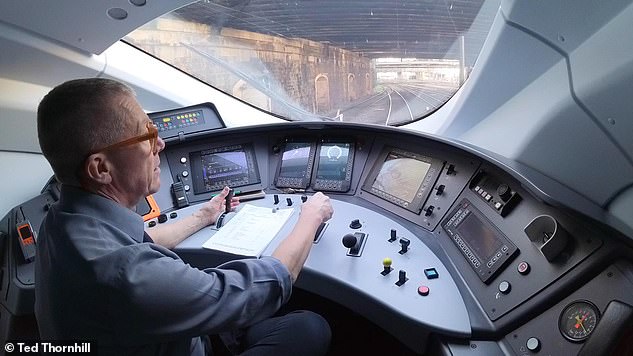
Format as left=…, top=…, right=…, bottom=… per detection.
left=442, top=199, right=519, bottom=284
left=274, top=139, right=317, bottom=189
left=361, top=146, right=444, bottom=214
left=190, top=143, right=261, bottom=195
left=311, top=139, right=356, bottom=192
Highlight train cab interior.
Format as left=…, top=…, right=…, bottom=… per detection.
left=2, top=0, right=633, bottom=355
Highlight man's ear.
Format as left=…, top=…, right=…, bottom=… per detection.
left=83, top=153, right=112, bottom=185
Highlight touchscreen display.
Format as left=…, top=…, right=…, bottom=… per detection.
left=370, top=152, right=431, bottom=203
left=279, top=142, right=312, bottom=178
left=200, top=150, right=249, bottom=191
left=456, top=212, right=503, bottom=259
left=316, top=143, right=351, bottom=180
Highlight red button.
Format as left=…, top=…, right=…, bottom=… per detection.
left=417, top=286, right=430, bottom=296
left=517, top=261, right=530, bottom=275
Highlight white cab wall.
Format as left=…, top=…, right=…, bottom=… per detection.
left=0, top=20, right=283, bottom=217
left=0, top=153, right=52, bottom=217
left=437, top=0, right=633, bottom=231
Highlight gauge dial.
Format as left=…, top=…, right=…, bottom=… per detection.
left=559, top=301, right=600, bottom=342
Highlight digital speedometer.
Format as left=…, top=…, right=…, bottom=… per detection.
left=558, top=301, right=600, bottom=342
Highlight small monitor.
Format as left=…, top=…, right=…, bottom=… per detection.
left=443, top=199, right=519, bottom=284
left=190, top=144, right=260, bottom=194
left=312, top=141, right=355, bottom=192
left=275, top=141, right=317, bottom=189
left=362, top=147, right=444, bottom=213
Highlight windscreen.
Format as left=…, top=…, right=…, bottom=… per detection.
left=125, top=0, right=500, bottom=126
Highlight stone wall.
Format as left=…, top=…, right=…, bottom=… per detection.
left=127, top=18, right=374, bottom=118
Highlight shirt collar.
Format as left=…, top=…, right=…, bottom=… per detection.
left=58, top=185, right=146, bottom=243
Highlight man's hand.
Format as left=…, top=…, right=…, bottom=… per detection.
left=299, top=192, right=333, bottom=228
left=272, top=192, right=333, bottom=282
left=147, top=187, right=239, bottom=249
left=194, top=186, right=240, bottom=226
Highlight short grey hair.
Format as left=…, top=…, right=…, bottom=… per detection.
left=37, top=78, right=137, bottom=185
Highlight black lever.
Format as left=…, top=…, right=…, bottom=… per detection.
left=225, top=188, right=234, bottom=213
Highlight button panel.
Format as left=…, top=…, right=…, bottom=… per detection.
left=469, top=171, right=521, bottom=217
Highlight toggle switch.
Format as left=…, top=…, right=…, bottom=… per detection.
left=388, top=229, right=397, bottom=243
left=398, top=238, right=410, bottom=254
left=395, top=270, right=408, bottom=286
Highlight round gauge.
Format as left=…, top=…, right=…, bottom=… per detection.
left=558, top=300, right=600, bottom=342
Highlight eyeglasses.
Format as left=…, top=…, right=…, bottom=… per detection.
left=90, top=121, right=159, bottom=155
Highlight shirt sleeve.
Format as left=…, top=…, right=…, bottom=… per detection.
left=105, top=244, right=292, bottom=345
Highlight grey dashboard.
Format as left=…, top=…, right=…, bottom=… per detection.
left=141, top=121, right=633, bottom=355
left=3, top=121, right=633, bottom=355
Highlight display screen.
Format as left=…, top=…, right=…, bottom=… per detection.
left=316, top=143, right=351, bottom=180
left=200, top=150, right=249, bottom=191
left=189, top=144, right=260, bottom=195
left=279, top=142, right=312, bottom=178
left=370, top=152, right=431, bottom=203
left=456, top=213, right=504, bottom=259
left=19, top=226, right=32, bottom=240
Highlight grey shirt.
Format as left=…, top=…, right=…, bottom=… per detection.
left=35, top=185, right=292, bottom=355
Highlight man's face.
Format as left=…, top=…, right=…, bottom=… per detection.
left=106, top=95, right=165, bottom=204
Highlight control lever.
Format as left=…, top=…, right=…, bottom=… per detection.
left=398, top=238, right=410, bottom=254
left=342, top=233, right=358, bottom=249
left=314, top=222, right=327, bottom=243
left=342, top=232, right=367, bottom=257
left=225, top=188, right=234, bottom=213
left=217, top=188, right=235, bottom=228
left=388, top=229, right=397, bottom=242
left=395, top=270, right=408, bottom=286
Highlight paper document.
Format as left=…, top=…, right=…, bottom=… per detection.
left=202, top=204, right=294, bottom=257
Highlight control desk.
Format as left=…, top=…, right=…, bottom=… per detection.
left=4, top=121, right=633, bottom=355
left=139, top=121, right=633, bottom=355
